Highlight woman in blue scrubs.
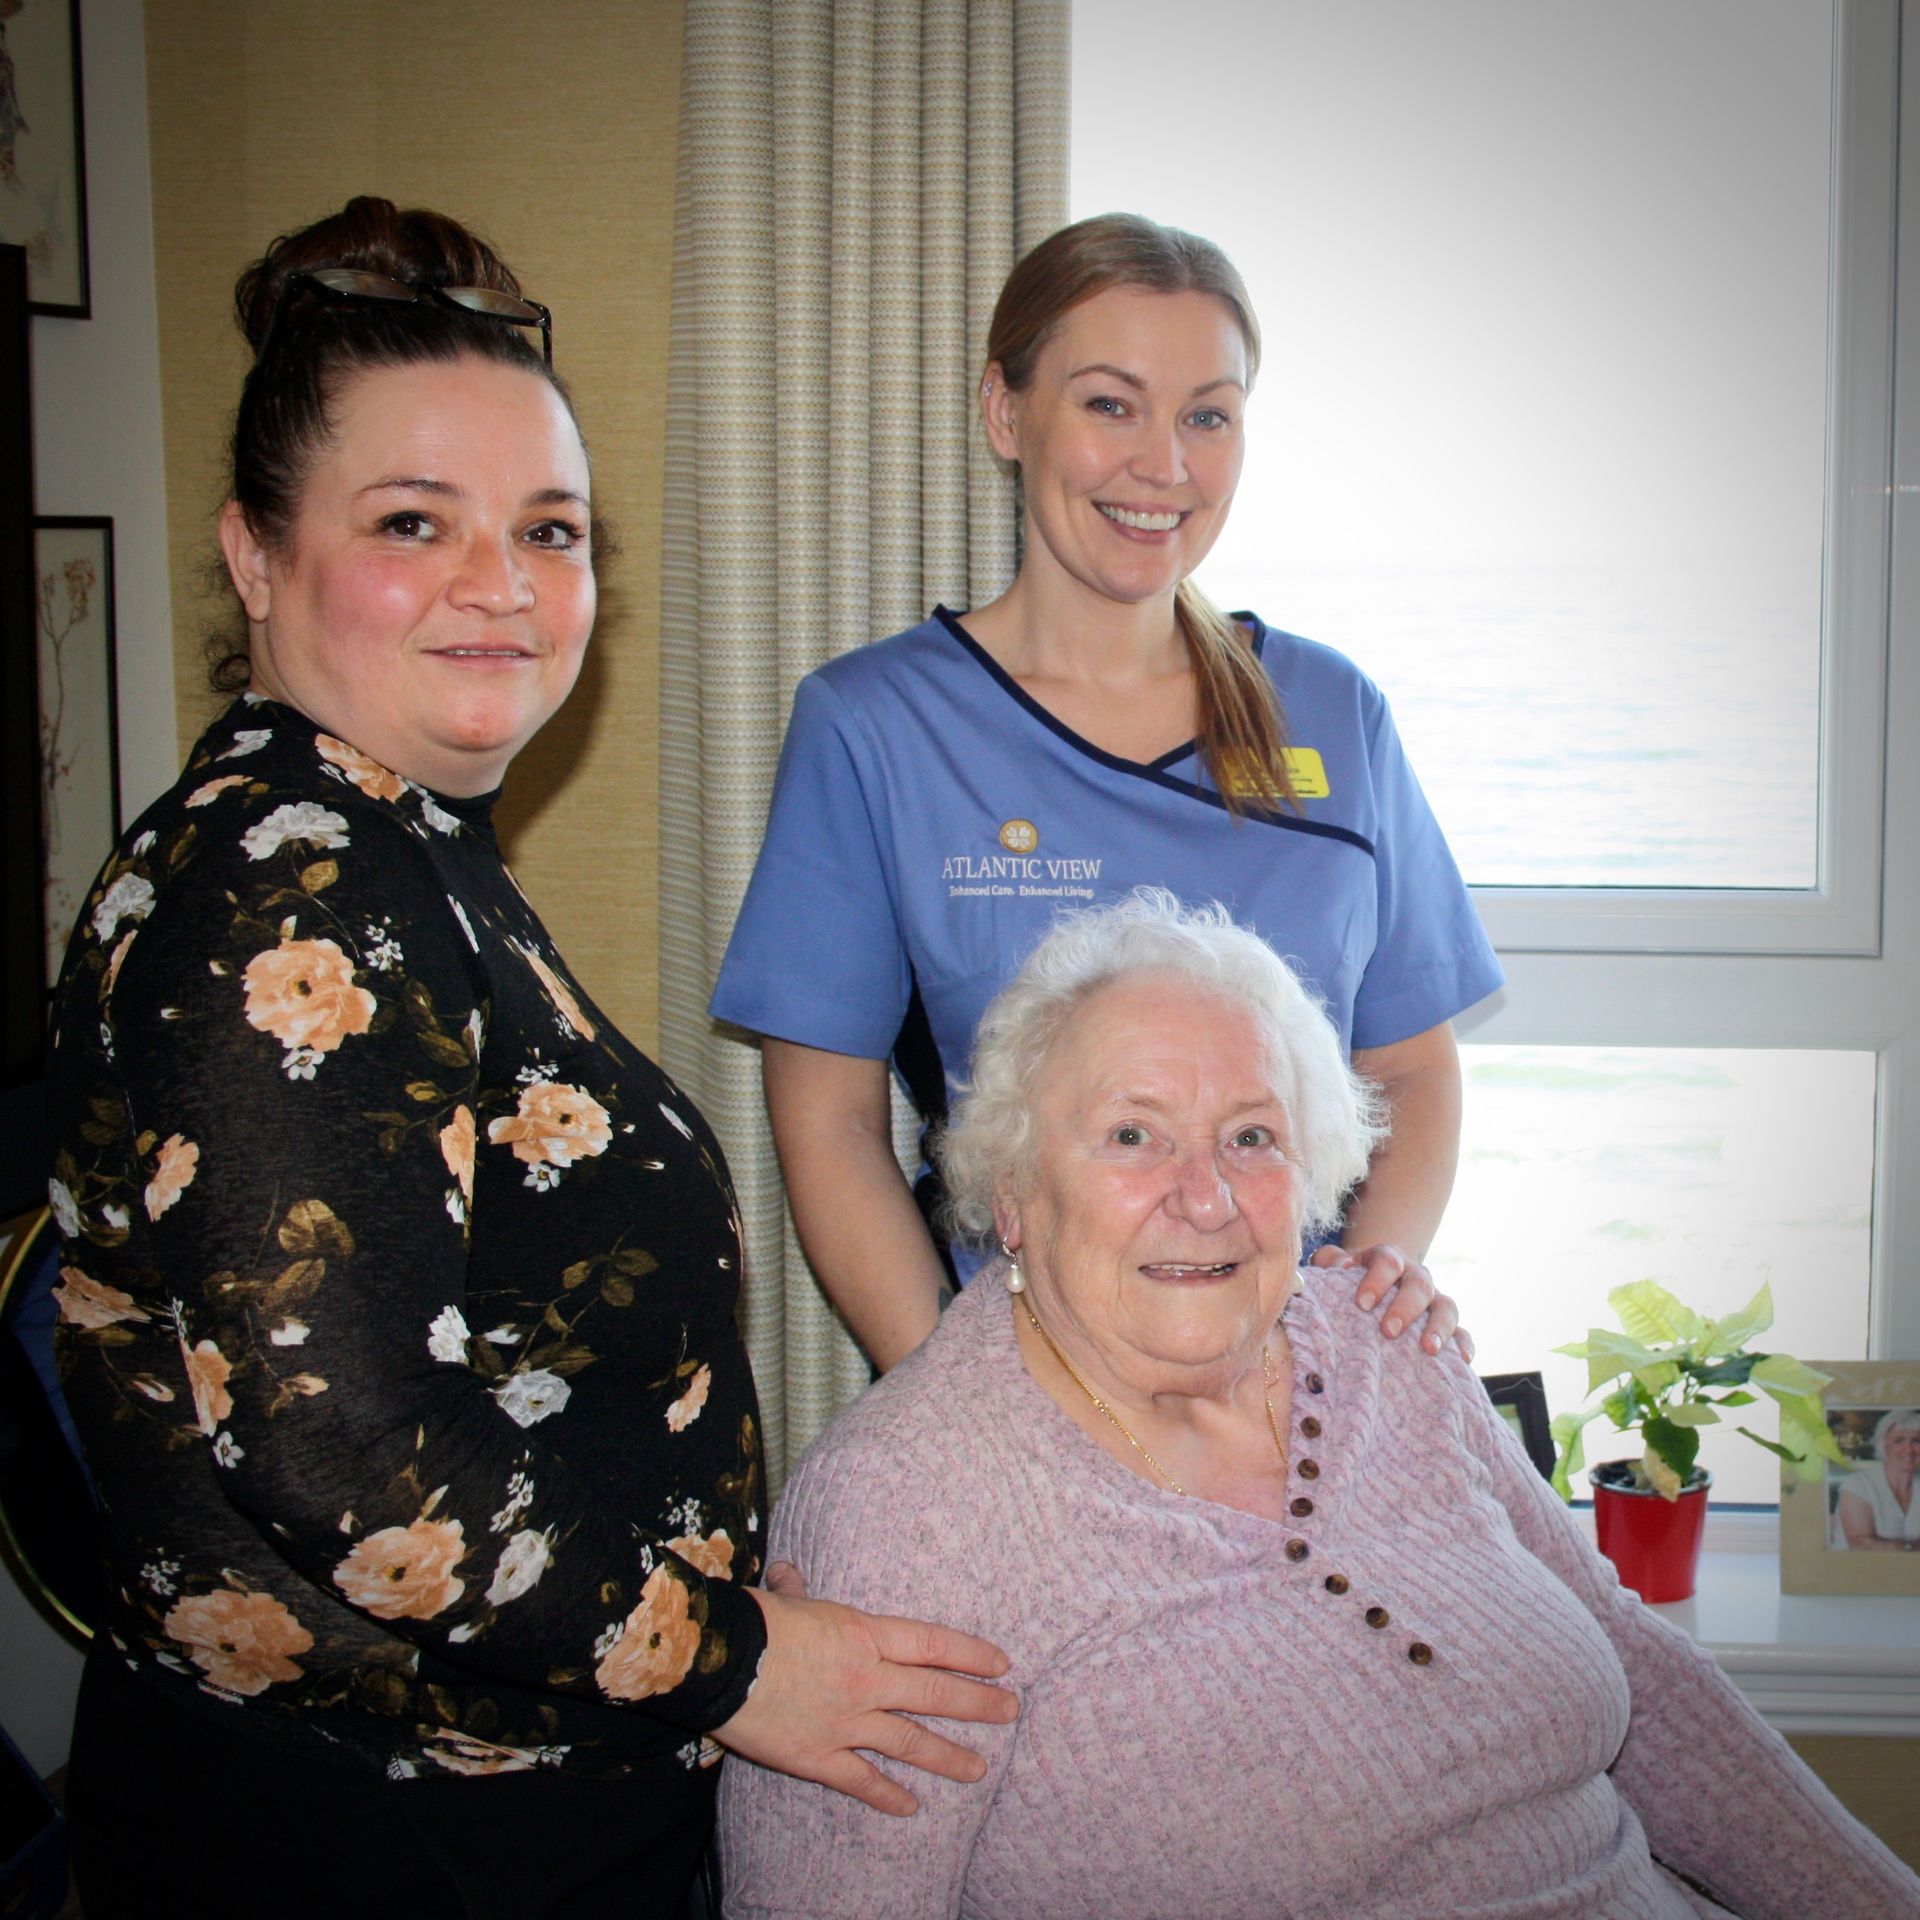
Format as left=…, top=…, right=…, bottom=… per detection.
left=713, top=215, right=1501, bottom=1371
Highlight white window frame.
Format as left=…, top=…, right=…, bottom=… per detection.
left=1474, top=0, right=1892, bottom=959
left=1067, top=0, right=1919, bottom=1359
left=1461, top=0, right=1920, bottom=1362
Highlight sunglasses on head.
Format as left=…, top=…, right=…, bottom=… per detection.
left=257, top=267, right=554, bottom=367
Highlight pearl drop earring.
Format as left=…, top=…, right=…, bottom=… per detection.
left=1001, top=1243, right=1025, bottom=1294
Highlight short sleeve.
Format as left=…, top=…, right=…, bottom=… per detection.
left=1349, top=687, right=1502, bottom=1049
left=710, top=671, right=915, bottom=1058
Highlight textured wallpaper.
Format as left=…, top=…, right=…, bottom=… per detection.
left=145, top=0, right=683, bottom=1045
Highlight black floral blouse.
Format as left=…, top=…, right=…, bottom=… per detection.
left=47, top=695, right=767, bottom=1781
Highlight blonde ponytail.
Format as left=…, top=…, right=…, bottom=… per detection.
left=1177, top=579, right=1295, bottom=816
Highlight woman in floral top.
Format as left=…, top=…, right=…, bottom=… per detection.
left=47, top=197, right=1014, bottom=1920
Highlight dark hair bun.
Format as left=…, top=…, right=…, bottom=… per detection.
left=233, top=195, right=527, bottom=356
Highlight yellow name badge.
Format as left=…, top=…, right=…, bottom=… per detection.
left=1282, top=748, right=1330, bottom=798
left=1220, top=748, right=1329, bottom=801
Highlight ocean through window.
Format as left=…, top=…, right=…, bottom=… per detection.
left=1071, top=0, right=1833, bottom=888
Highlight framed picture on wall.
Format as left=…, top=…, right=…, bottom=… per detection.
left=0, top=0, right=89, bottom=316
left=1780, top=1363, right=1920, bottom=1595
left=0, top=243, right=43, bottom=1129
left=35, top=515, right=116, bottom=988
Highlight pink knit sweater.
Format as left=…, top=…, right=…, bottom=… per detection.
left=718, top=1275, right=1920, bottom=1918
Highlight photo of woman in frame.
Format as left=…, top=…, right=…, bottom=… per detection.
left=1828, top=1406, right=1920, bottom=1552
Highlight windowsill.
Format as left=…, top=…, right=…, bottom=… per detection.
left=1574, top=1507, right=1920, bottom=1736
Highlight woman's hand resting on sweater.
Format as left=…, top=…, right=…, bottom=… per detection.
left=715, top=1562, right=1019, bottom=1815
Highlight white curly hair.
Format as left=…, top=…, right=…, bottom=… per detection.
left=938, top=888, right=1387, bottom=1246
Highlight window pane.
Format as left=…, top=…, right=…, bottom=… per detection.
left=1071, top=0, right=1831, bottom=887
left=1435, top=1046, right=1874, bottom=1504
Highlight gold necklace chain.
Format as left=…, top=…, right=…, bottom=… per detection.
left=1022, top=1304, right=1288, bottom=1498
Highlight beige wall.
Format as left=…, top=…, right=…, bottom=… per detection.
left=145, top=0, right=682, bottom=1046
left=1790, top=1736, right=1920, bottom=1875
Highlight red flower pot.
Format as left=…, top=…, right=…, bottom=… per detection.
left=1591, top=1466, right=1712, bottom=1602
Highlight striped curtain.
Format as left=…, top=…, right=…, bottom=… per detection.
left=660, top=0, right=1069, bottom=1485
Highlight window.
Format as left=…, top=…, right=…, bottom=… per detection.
left=1082, top=1, right=1835, bottom=900
left=1072, top=0, right=1920, bottom=1440
left=1438, top=1045, right=1875, bottom=1502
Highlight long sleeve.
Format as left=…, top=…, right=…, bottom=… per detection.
left=1453, top=1359, right=1920, bottom=1917
left=717, top=1419, right=1019, bottom=1920
left=50, top=700, right=767, bottom=1776
left=728, top=1269, right=1919, bottom=1919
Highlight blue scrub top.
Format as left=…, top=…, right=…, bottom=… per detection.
left=712, top=608, right=1502, bottom=1249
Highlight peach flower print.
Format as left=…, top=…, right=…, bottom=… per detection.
left=487, top=1083, right=611, bottom=1170
left=514, top=941, right=596, bottom=1041
left=439, top=1105, right=476, bottom=1204
left=185, top=774, right=248, bottom=808
left=243, top=937, right=375, bottom=1074
left=181, top=1337, right=234, bottom=1436
left=52, top=1267, right=150, bottom=1329
left=595, top=1566, right=701, bottom=1702
left=667, top=1528, right=735, bottom=1581
left=665, top=1364, right=711, bottom=1433
left=104, top=927, right=137, bottom=993
left=333, top=1517, right=467, bottom=1621
left=163, top=1590, right=313, bottom=1696
left=144, top=1133, right=200, bottom=1221
left=316, top=733, right=405, bottom=802
left=422, top=1731, right=548, bottom=1776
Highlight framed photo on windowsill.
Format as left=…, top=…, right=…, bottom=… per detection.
left=1481, top=1370, right=1555, bottom=1482
left=1779, top=1363, right=1920, bottom=1596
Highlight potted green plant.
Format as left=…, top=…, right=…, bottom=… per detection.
left=1549, top=1279, right=1843, bottom=1601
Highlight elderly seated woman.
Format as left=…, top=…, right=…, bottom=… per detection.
left=718, top=889, right=1920, bottom=1918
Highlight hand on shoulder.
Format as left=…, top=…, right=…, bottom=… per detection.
left=1310, top=1241, right=1472, bottom=1361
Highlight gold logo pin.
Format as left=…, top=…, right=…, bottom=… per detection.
left=999, top=818, right=1039, bottom=853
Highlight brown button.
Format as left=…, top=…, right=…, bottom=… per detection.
left=1298, top=1458, right=1320, bottom=1480
left=1299, top=1416, right=1322, bottom=1439
left=1364, top=1606, right=1390, bottom=1629
left=1290, top=1496, right=1314, bottom=1518
left=1408, top=1642, right=1434, bottom=1666
left=1324, top=1574, right=1350, bottom=1595
left=1285, top=1539, right=1310, bottom=1563
left=1306, top=1372, right=1325, bottom=1394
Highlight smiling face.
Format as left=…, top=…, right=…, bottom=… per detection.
left=1885, top=1424, right=1920, bottom=1474
left=220, top=356, right=595, bottom=796
left=983, top=285, right=1250, bottom=615
left=1000, top=974, right=1305, bottom=1397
